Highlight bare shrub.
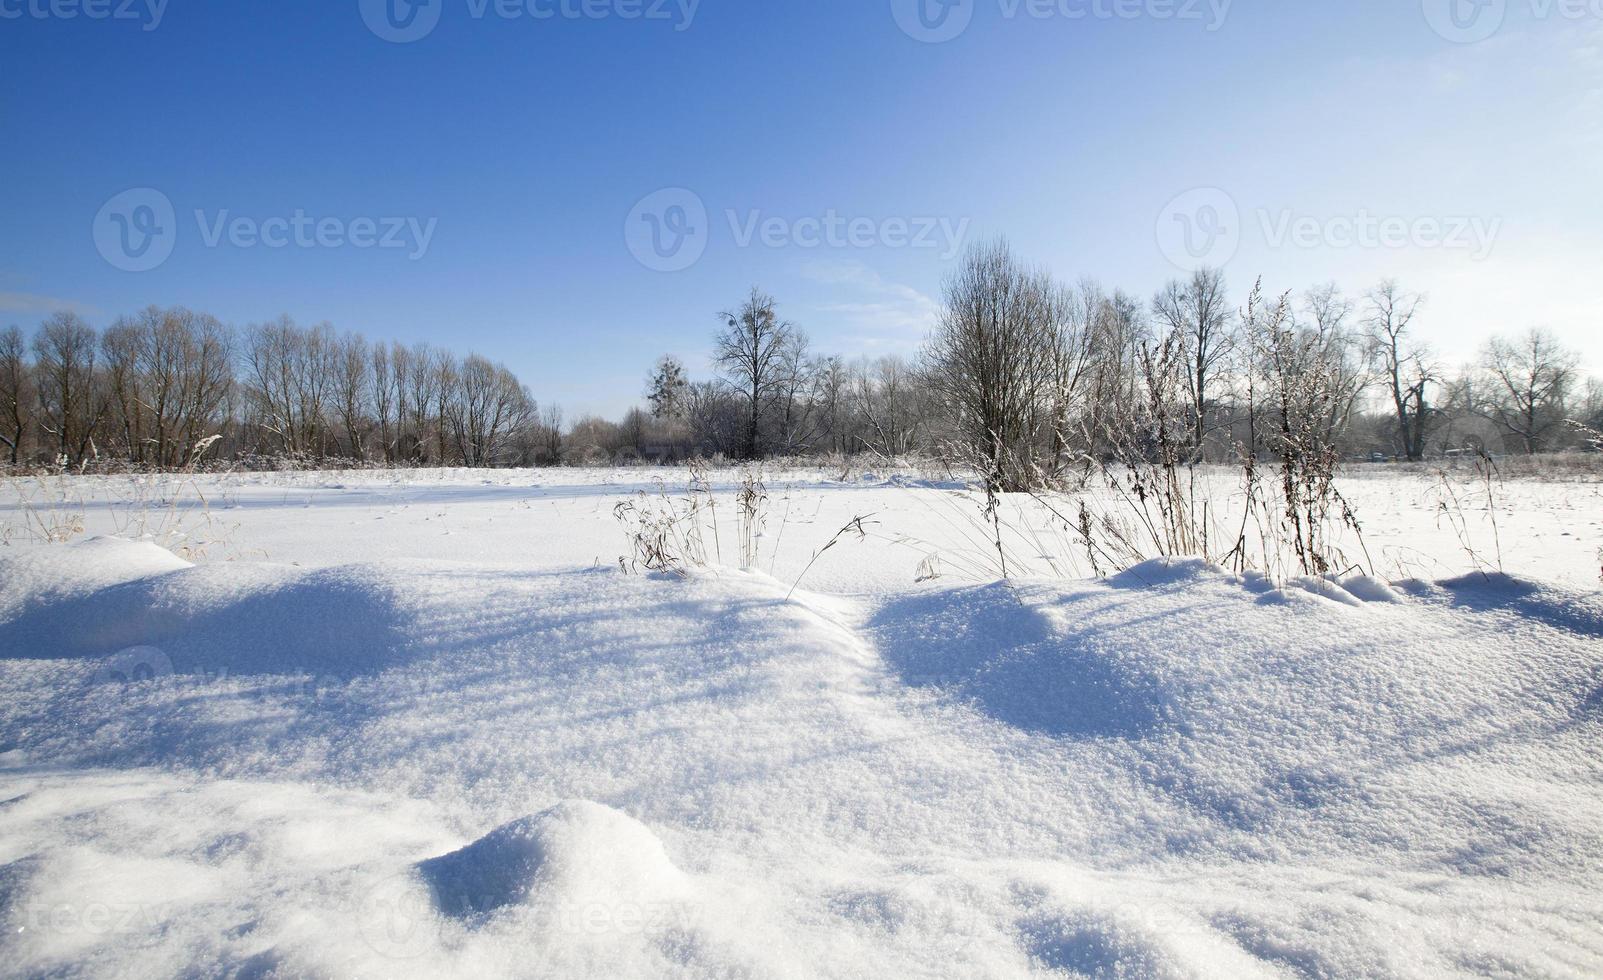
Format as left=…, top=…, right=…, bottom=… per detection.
left=1244, top=281, right=1370, bottom=578
left=925, top=240, right=1090, bottom=492
left=1046, top=310, right=1216, bottom=574
left=1569, top=419, right=1602, bottom=453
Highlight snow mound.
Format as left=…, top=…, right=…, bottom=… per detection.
left=1, top=540, right=416, bottom=676
left=1337, top=574, right=1403, bottom=603
left=419, top=801, right=686, bottom=919
left=0, top=536, right=189, bottom=620
left=1432, top=571, right=1603, bottom=638
left=1105, top=556, right=1226, bottom=590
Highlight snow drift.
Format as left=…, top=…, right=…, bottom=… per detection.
left=1, top=537, right=1600, bottom=977
left=419, top=801, right=689, bottom=919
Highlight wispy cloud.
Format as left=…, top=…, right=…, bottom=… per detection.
left=0, top=292, right=101, bottom=320
left=799, top=259, right=940, bottom=350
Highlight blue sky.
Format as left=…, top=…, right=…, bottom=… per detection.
left=2, top=0, right=1599, bottom=417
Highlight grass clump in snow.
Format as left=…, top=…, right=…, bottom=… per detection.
left=613, top=460, right=753, bottom=575
left=2, top=462, right=87, bottom=545
left=615, top=464, right=877, bottom=596
left=3, top=436, right=243, bottom=559
left=613, top=485, right=715, bottom=576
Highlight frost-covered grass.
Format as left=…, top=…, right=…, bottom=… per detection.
left=0, top=467, right=1600, bottom=976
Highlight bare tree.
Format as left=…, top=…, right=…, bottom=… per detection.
left=812, top=356, right=851, bottom=455
left=245, top=317, right=293, bottom=454
left=401, top=343, right=439, bottom=463
left=243, top=318, right=352, bottom=458
left=101, top=314, right=147, bottom=463
left=853, top=355, right=928, bottom=458
left=1363, top=280, right=1434, bottom=462
left=714, top=288, right=796, bottom=459
left=431, top=348, right=459, bottom=464
left=1479, top=327, right=1581, bottom=454
left=334, top=332, right=371, bottom=460
left=772, top=331, right=819, bottom=454
left=686, top=380, right=741, bottom=456
left=455, top=355, right=536, bottom=465
left=1582, top=377, right=1603, bottom=437
left=1296, top=284, right=1367, bottom=446
left=620, top=406, right=649, bottom=455
left=6, top=306, right=550, bottom=471
left=1152, top=267, right=1234, bottom=457
left=173, top=311, right=234, bottom=465
left=1080, top=283, right=1149, bottom=461
left=298, top=323, right=338, bottom=456
left=1048, top=284, right=1097, bottom=463
left=538, top=402, right=564, bottom=464
left=99, top=307, right=233, bottom=466
left=371, top=341, right=399, bottom=463
left=0, top=325, right=30, bottom=463
left=33, top=312, right=105, bottom=464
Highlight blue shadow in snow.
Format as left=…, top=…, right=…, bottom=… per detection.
left=1435, top=573, right=1603, bottom=639
left=0, top=568, right=412, bottom=678
left=866, top=583, right=1162, bottom=740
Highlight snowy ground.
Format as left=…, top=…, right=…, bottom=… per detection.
left=1, top=464, right=1600, bottom=977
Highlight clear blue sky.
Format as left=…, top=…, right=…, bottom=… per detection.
left=3, top=0, right=1598, bottom=417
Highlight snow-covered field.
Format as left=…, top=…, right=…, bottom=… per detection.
left=1, top=465, right=1600, bottom=977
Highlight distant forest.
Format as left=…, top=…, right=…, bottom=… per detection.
left=3, top=243, right=1599, bottom=474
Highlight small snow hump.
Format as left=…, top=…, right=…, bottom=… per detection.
left=417, top=801, right=685, bottom=920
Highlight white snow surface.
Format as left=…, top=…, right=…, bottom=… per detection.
left=0, top=466, right=1600, bottom=977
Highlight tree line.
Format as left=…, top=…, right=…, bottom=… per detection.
left=610, top=246, right=1598, bottom=486
left=2, top=252, right=1597, bottom=475
left=0, top=309, right=543, bottom=469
